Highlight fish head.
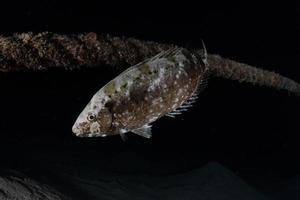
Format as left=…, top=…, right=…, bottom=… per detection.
left=72, top=93, right=113, bottom=137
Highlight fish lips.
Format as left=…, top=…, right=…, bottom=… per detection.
left=72, top=125, right=108, bottom=137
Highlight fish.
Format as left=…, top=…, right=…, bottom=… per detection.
left=72, top=46, right=208, bottom=139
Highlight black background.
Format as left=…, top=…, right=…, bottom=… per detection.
left=0, top=1, right=299, bottom=197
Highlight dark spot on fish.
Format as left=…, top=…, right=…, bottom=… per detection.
left=122, top=83, right=128, bottom=89
left=167, top=56, right=176, bottom=63
left=104, top=101, right=114, bottom=109
left=135, top=76, right=141, bottom=81
left=165, top=64, right=174, bottom=71
left=139, top=64, right=153, bottom=76
left=130, top=86, right=148, bottom=104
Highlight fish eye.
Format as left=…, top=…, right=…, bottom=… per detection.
left=87, top=113, right=96, bottom=121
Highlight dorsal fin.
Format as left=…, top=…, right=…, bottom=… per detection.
left=200, top=40, right=208, bottom=66
left=119, top=47, right=183, bottom=77
left=135, top=47, right=182, bottom=66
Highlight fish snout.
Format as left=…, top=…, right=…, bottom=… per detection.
left=72, top=124, right=83, bottom=137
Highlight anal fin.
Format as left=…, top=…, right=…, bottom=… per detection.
left=165, top=91, right=199, bottom=119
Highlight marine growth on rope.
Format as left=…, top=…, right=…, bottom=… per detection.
left=72, top=47, right=208, bottom=139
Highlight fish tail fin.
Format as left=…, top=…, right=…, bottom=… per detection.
left=207, top=54, right=300, bottom=95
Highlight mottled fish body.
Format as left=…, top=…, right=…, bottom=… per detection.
left=72, top=47, right=208, bottom=138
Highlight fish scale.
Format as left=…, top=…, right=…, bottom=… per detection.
left=72, top=47, right=208, bottom=139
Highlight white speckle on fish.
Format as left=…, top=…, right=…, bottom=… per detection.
left=72, top=47, right=208, bottom=139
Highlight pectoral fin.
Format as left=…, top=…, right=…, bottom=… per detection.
left=131, top=124, right=152, bottom=138
left=119, top=129, right=128, bottom=141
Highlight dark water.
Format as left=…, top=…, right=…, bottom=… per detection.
left=0, top=1, right=299, bottom=199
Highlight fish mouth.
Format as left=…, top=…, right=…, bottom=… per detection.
left=72, top=124, right=83, bottom=136
left=72, top=125, right=108, bottom=137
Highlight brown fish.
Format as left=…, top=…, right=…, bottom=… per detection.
left=72, top=47, right=208, bottom=139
